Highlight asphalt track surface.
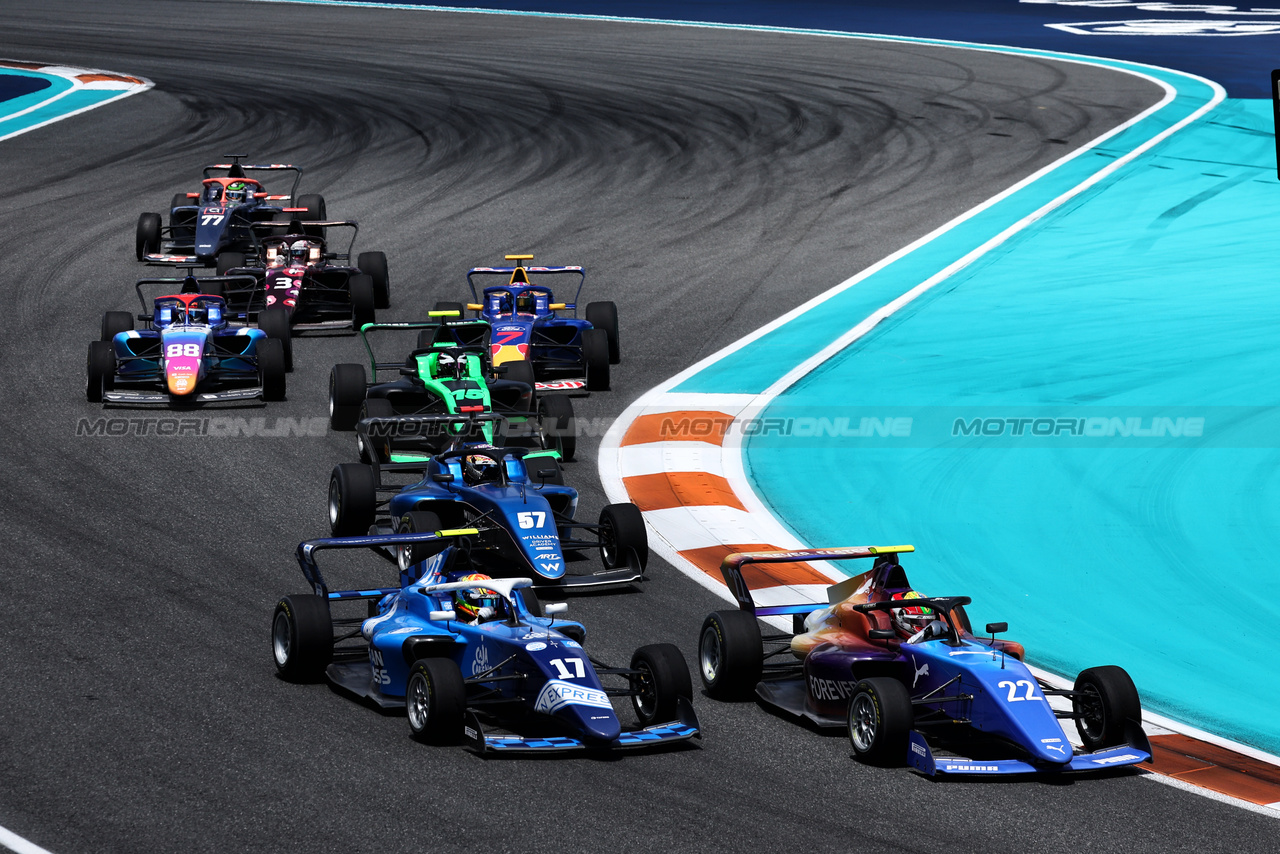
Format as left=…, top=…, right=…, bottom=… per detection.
left=0, top=1, right=1272, bottom=851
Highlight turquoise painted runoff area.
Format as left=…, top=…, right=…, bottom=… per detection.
left=0, top=67, right=139, bottom=141
left=743, top=97, right=1280, bottom=755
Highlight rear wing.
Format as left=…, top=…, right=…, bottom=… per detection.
left=296, top=529, right=480, bottom=599
left=355, top=412, right=515, bottom=463
left=720, top=545, right=915, bottom=617
left=250, top=220, right=359, bottom=259
left=133, top=273, right=258, bottom=315
left=202, top=157, right=302, bottom=200
left=355, top=319, right=491, bottom=377
left=465, top=263, right=585, bottom=306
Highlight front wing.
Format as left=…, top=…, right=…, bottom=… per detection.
left=907, top=731, right=1150, bottom=776
left=464, top=698, right=700, bottom=754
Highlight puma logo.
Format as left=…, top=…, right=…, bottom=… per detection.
left=911, top=656, right=929, bottom=688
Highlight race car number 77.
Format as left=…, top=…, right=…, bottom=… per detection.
left=200, top=213, right=226, bottom=226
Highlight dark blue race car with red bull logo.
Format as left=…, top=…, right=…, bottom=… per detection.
left=441, top=254, right=619, bottom=392
left=135, top=155, right=324, bottom=271
left=271, top=529, right=700, bottom=753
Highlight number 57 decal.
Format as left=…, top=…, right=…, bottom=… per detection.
left=517, top=511, right=545, bottom=529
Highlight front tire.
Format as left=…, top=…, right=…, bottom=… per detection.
left=1073, top=665, right=1142, bottom=751
left=537, top=394, right=575, bottom=460
left=698, top=610, right=762, bottom=699
left=397, top=510, right=446, bottom=574
left=585, top=301, right=620, bottom=364
left=101, top=311, right=134, bottom=342
left=349, top=274, right=376, bottom=330
left=406, top=658, right=466, bottom=744
left=329, top=463, right=377, bottom=536
left=582, top=327, right=610, bottom=391
left=631, top=643, right=693, bottom=727
left=86, top=340, right=115, bottom=403
left=271, top=594, right=333, bottom=682
left=257, top=337, right=286, bottom=401
left=136, top=212, right=162, bottom=260
left=358, top=251, right=390, bottom=309
left=599, top=502, right=647, bottom=571
left=329, top=363, right=368, bottom=430
left=848, top=677, right=913, bottom=765
left=257, top=306, right=293, bottom=372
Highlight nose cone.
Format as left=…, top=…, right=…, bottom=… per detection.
left=569, top=706, right=621, bottom=744
left=166, top=358, right=200, bottom=395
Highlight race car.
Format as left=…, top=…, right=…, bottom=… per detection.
left=135, top=155, right=322, bottom=269
left=698, top=546, right=1152, bottom=776
left=327, top=414, right=647, bottom=592
left=327, top=320, right=575, bottom=460
left=272, top=530, right=701, bottom=752
left=442, top=254, right=618, bottom=391
left=87, top=273, right=286, bottom=405
left=213, top=223, right=389, bottom=368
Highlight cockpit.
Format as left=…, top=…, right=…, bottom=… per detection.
left=153, top=296, right=227, bottom=329
left=484, top=287, right=552, bottom=318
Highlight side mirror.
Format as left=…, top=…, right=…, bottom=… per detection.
left=399, top=366, right=417, bottom=376
left=429, top=610, right=456, bottom=621
left=536, top=468, right=557, bottom=481
left=431, top=472, right=455, bottom=484
left=985, top=622, right=1008, bottom=634
left=544, top=602, right=568, bottom=616
left=868, top=628, right=896, bottom=640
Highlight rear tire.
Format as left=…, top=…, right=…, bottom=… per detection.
left=257, top=306, right=293, bottom=372
left=358, top=251, right=390, bottom=309
left=599, top=503, right=647, bottom=571
left=630, top=643, right=693, bottom=727
left=698, top=611, right=763, bottom=699
left=216, top=251, right=246, bottom=276
left=357, top=397, right=395, bottom=463
left=432, top=300, right=465, bottom=317
left=257, top=338, right=286, bottom=401
left=329, top=363, right=368, bottom=430
left=136, top=212, right=162, bottom=260
left=296, top=193, right=326, bottom=238
left=350, top=274, right=376, bottom=330
left=406, top=658, right=466, bottom=744
left=1073, top=665, right=1142, bottom=751
left=271, top=595, right=333, bottom=682
left=329, top=463, right=377, bottom=536
left=397, top=509, right=446, bottom=573
left=848, top=677, right=913, bottom=766
left=537, top=394, right=575, bottom=461
left=585, top=301, right=620, bottom=364
left=101, top=311, right=134, bottom=342
left=582, top=328, right=610, bottom=391
left=86, top=340, right=115, bottom=403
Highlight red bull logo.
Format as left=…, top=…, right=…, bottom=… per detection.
left=491, top=342, right=528, bottom=366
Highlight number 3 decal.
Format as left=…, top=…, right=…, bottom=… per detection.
left=997, top=680, right=1039, bottom=702
left=165, top=343, right=202, bottom=358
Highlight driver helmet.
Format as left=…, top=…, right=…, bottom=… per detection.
left=463, top=452, right=500, bottom=484
left=187, top=303, right=207, bottom=324
left=288, top=240, right=311, bottom=266
left=890, top=591, right=935, bottom=636
left=435, top=353, right=466, bottom=380
left=455, top=573, right=500, bottom=621
left=516, top=292, right=535, bottom=314
left=225, top=181, right=248, bottom=204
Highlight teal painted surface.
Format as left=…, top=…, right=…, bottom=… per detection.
left=744, top=98, right=1280, bottom=754
left=0, top=68, right=139, bottom=140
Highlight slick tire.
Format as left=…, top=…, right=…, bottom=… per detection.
left=356, top=397, right=395, bottom=463
left=630, top=643, right=693, bottom=727
left=136, top=212, right=162, bottom=260
left=297, top=193, right=327, bottom=238
left=537, top=394, right=575, bottom=461
left=585, top=301, right=620, bottom=364
left=86, top=340, right=115, bottom=403
left=216, top=251, right=246, bottom=276
left=432, top=300, right=465, bottom=317
left=358, top=251, right=391, bottom=309
left=257, top=338, right=287, bottom=401
left=328, top=463, right=377, bottom=536
left=350, top=274, right=376, bottom=330
left=271, top=594, right=333, bottom=683
left=1073, top=665, right=1142, bottom=751
left=396, top=510, right=447, bottom=574
left=329, top=363, right=368, bottom=431
left=599, top=503, right=647, bottom=571
left=582, top=328, right=610, bottom=391
left=258, top=306, right=293, bottom=372
left=406, top=658, right=466, bottom=744
left=101, top=311, right=134, bottom=342
left=698, top=611, right=763, bottom=700
left=848, top=678, right=913, bottom=766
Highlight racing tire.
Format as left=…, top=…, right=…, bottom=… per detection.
left=257, top=307, right=293, bottom=372
left=357, top=397, right=395, bottom=463
left=358, top=251, right=390, bottom=309
left=582, top=328, right=610, bottom=391
left=630, top=643, right=693, bottom=727
left=415, top=328, right=437, bottom=350
left=698, top=611, right=763, bottom=700
left=432, top=300, right=465, bottom=317
left=86, top=340, right=115, bottom=403
left=296, top=193, right=327, bottom=238
left=101, top=311, right=134, bottom=342
left=329, top=363, right=368, bottom=430
left=406, top=657, right=466, bottom=745
left=585, top=301, right=620, bottom=364
left=848, top=677, right=913, bottom=766
left=1073, top=665, right=1142, bottom=752
left=328, top=463, right=377, bottom=536
left=169, top=193, right=196, bottom=239
left=257, top=338, right=286, bottom=401
left=537, top=394, right=575, bottom=461
left=216, top=251, right=246, bottom=276
left=135, top=212, right=162, bottom=260
left=599, top=502, right=647, bottom=571
left=349, top=274, right=376, bottom=331
left=271, top=594, right=333, bottom=683
left=397, top=510, right=447, bottom=573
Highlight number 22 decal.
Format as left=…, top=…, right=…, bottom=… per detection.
left=997, top=680, right=1039, bottom=702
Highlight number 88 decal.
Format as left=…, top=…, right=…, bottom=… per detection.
left=165, top=343, right=202, bottom=358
